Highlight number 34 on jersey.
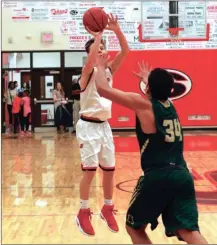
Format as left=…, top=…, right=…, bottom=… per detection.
left=163, top=119, right=183, bottom=142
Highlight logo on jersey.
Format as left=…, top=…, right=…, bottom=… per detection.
left=139, top=69, right=192, bottom=101
left=126, top=214, right=135, bottom=225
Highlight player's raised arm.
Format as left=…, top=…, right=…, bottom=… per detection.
left=79, top=28, right=103, bottom=91
left=106, top=14, right=130, bottom=74
left=132, top=61, right=152, bottom=85
left=95, top=54, right=150, bottom=111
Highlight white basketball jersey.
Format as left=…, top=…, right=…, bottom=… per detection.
left=79, top=67, right=113, bottom=121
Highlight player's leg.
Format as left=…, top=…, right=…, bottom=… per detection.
left=76, top=169, right=97, bottom=236
left=126, top=176, right=154, bottom=244
left=80, top=170, right=96, bottom=202
left=75, top=119, right=101, bottom=236
left=102, top=169, right=114, bottom=201
left=126, top=224, right=152, bottom=244
left=100, top=170, right=117, bottom=231
left=177, top=230, right=208, bottom=244
left=126, top=170, right=175, bottom=244
left=76, top=166, right=97, bottom=236
left=98, top=122, right=118, bottom=232
left=100, top=129, right=115, bottom=202
left=162, top=167, right=208, bottom=244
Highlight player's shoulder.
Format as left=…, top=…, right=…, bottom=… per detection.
left=168, top=99, right=173, bottom=105
left=81, top=66, right=95, bottom=79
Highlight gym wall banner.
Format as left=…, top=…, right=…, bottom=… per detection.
left=6, top=1, right=217, bottom=51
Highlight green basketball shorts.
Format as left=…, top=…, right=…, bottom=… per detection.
left=126, top=166, right=199, bottom=239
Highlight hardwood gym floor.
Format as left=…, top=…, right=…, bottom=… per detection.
left=2, top=131, right=217, bottom=244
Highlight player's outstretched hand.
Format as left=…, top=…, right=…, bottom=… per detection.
left=105, top=13, right=120, bottom=32
left=133, top=61, right=152, bottom=84
left=85, top=26, right=103, bottom=39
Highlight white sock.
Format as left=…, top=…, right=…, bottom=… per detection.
left=80, top=199, right=88, bottom=209
left=104, top=199, right=113, bottom=206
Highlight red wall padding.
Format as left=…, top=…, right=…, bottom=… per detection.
left=108, top=49, right=217, bottom=128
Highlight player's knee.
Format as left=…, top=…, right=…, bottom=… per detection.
left=126, top=224, right=135, bottom=236
left=177, top=229, right=197, bottom=241
left=102, top=169, right=115, bottom=178
left=99, top=163, right=115, bottom=172
left=82, top=170, right=96, bottom=183
left=125, top=224, right=147, bottom=236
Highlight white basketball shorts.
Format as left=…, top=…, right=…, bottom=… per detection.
left=76, top=119, right=115, bottom=171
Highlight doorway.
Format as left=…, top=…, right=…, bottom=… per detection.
left=64, top=68, right=82, bottom=98
left=21, top=71, right=31, bottom=93
left=1, top=71, right=6, bottom=132
left=64, top=68, right=82, bottom=116
left=31, top=70, right=61, bottom=132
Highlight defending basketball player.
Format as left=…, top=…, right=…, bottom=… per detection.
left=75, top=14, right=129, bottom=236
left=94, top=54, right=208, bottom=244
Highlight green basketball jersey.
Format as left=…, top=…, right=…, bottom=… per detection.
left=136, top=99, right=187, bottom=172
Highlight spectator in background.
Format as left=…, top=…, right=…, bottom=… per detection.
left=12, top=91, right=23, bottom=136
left=5, top=81, right=17, bottom=134
left=53, top=82, right=72, bottom=133
left=14, top=80, right=23, bottom=93
left=14, top=81, right=19, bottom=92
left=21, top=90, right=32, bottom=137
left=71, top=77, right=81, bottom=133
left=21, top=82, right=31, bottom=94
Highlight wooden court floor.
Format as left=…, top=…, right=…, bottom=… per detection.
left=2, top=131, right=217, bottom=244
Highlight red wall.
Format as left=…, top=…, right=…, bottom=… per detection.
left=108, top=49, right=217, bottom=128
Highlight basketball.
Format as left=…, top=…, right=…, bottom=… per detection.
left=83, top=7, right=108, bottom=32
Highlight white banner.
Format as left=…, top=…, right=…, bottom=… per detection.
left=69, top=35, right=90, bottom=50
left=142, top=1, right=169, bottom=39
left=12, top=7, right=30, bottom=21
left=2, top=1, right=19, bottom=8
left=30, top=7, right=50, bottom=21
left=207, top=1, right=217, bottom=20
left=49, top=8, right=70, bottom=21
left=60, top=20, right=78, bottom=35
left=6, top=1, right=217, bottom=50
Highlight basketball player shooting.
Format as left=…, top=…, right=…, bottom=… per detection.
left=75, top=13, right=129, bottom=236
left=94, top=54, right=208, bottom=244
